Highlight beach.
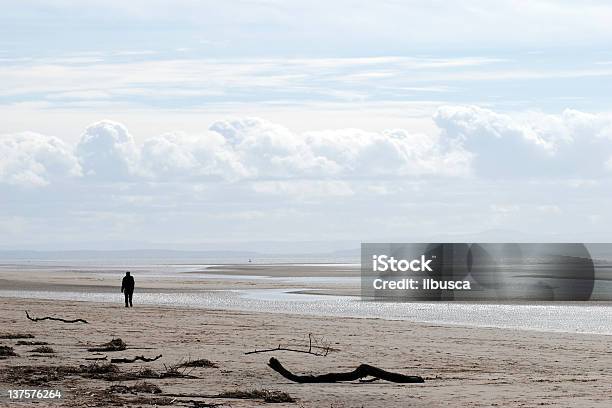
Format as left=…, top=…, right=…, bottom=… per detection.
left=0, top=263, right=611, bottom=407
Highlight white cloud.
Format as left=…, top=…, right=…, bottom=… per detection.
left=4, top=106, right=612, bottom=189
left=76, top=120, right=140, bottom=180
left=209, top=117, right=471, bottom=179
left=140, top=131, right=247, bottom=180
left=0, top=131, right=81, bottom=186
left=209, top=118, right=340, bottom=179
left=435, top=105, right=562, bottom=152
left=4, top=117, right=469, bottom=187
left=435, top=105, right=612, bottom=178
left=303, top=128, right=470, bottom=178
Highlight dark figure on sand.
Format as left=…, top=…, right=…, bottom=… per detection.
left=121, top=272, right=135, bottom=307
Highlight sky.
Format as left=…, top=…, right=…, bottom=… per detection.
left=1, top=0, right=612, bottom=250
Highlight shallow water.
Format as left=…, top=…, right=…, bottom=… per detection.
left=1, top=288, right=610, bottom=335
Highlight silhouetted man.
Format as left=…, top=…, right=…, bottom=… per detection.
left=121, top=271, right=135, bottom=307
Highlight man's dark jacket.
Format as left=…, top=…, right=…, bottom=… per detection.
left=122, top=275, right=135, bottom=292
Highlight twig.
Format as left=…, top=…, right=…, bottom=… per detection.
left=245, top=333, right=331, bottom=356
left=245, top=345, right=329, bottom=356
left=84, top=355, right=108, bottom=361
left=267, top=357, right=425, bottom=383
left=26, top=310, right=88, bottom=324
left=180, top=401, right=225, bottom=408
left=111, top=354, right=163, bottom=364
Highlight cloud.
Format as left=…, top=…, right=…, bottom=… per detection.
left=0, top=131, right=81, bottom=186
left=209, top=117, right=472, bottom=179
left=140, top=131, right=246, bottom=180
left=4, top=106, right=612, bottom=189
left=435, top=105, right=612, bottom=178
left=76, top=120, right=140, bottom=180
left=209, top=118, right=340, bottom=179
left=304, top=128, right=471, bottom=178
left=4, top=117, right=469, bottom=187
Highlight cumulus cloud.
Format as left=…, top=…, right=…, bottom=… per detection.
left=435, top=105, right=612, bottom=178
left=76, top=121, right=140, bottom=180
left=141, top=131, right=247, bottom=180
left=303, top=128, right=470, bottom=178
left=209, top=118, right=341, bottom=178
left=209, top=118, right=471, bottom=179
left=0, top=131, right=81, bottom=186
left=3, top=106, right=612, bottom=188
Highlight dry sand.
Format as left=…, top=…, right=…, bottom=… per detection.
left=1, top=296, right=611, bottom=408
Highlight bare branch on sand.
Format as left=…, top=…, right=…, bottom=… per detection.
left=111, top=354, right=162, bottom=364
left=267, top=357, right=425, bottom=383
left=245, top=333, right=334, bottom=357
left=26, top=310, right=88, bottom=324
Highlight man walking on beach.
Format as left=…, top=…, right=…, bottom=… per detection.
left=121, top=271, right=135, bottom=308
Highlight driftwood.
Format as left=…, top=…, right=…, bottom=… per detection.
left=26, top=310, right=88, bottom=324
left=85, top=355, right=108, bottom=361
left=267, top=357, right=424, bottom=383
left=245, top=333, right=331, bottom=357
left=111, top=354, right=163, bottom=364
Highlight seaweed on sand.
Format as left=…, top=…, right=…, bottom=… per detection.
left=0, top=362, right=135, bottom=385
left=16, top=340, right=48, bottom=346
left=178, top=358, right=218, bottom=368
left=87, top=338, right=127, bottom=352
left=0, top=333, right=34, bottom=339
left=77, top=362, right=136, bottom=381
left=163, top=389, right=295, bottom=404
left=94, top=389, right=175, bottom=407
left=108, top=381, right=162, bottom=394
left=136, top=364, right=198, bottom=379
left=0, top=365, right=78, bottom=386
left=216, top=389, right=296, bottom=403
left=30, top=346, right=55, bottom=354
left=0, top=345, right=18, bottom=358
left=0, top=359, right=199, bottom=388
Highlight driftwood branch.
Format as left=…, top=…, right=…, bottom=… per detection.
left=84, top=355, right=108, bottom=361
left=245, top=333, right=331, bottom=356
left=169, top=400, right=223, bottom=408
left=267, top=357, right=424, bottom=383
left=111, top=354, right=163, bottom=364
left=26, top=310, right=88, bottom=324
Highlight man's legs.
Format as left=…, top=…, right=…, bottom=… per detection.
left=128, top=291, right=133, bottom=307
left=124, top=292, right=129, bottom=307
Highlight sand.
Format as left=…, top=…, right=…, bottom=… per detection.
left=0, top=264, right=611, bottom=407
left=1, top=295, right=611, bottom=408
